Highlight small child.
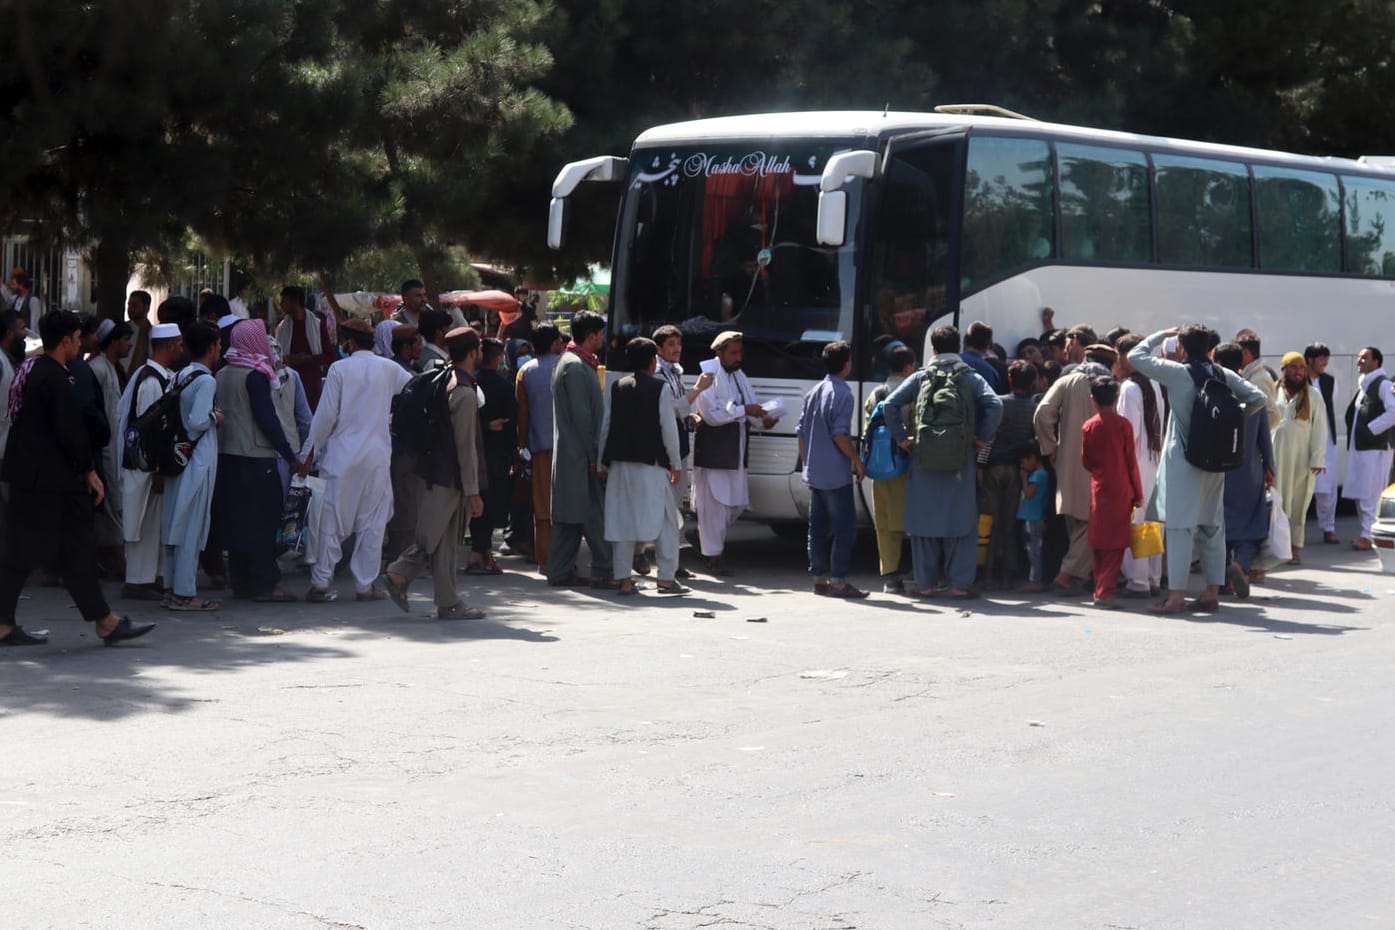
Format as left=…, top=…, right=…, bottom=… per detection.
left=1016, top=443, right=1051, bottom=592
left=1079, top=376, right=1144, bottom=608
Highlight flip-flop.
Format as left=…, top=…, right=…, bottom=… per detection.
left=655, top=582, right=690, bottom=596
left=1149, top=600, right=1189, bottom=614
left=252, top=590, right=296, bottom=603
left=380, top=573, right=410, bottom=613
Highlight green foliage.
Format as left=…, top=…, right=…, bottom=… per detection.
left=5, top=0, right=1395, bottom=298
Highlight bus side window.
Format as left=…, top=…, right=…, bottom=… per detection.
left=961, top=136, right=1054, bottom=295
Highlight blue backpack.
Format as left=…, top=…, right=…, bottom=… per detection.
left=861, top=400, right=910, bottom=480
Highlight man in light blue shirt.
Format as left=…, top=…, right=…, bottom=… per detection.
left=796, top=341, right=867, bottom=598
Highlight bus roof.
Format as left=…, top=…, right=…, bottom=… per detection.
left=632, top=110, right=1395, bottom=177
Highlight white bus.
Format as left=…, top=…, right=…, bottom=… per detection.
left=548, top=109, right=1395, bottom=525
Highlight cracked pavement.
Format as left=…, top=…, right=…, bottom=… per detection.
left=4, top=519, right=1394, bottom=929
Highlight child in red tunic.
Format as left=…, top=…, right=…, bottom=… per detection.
left=1080, top=376, right=1144, bottom=607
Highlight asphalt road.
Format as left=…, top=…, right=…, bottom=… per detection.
left=4, top=517, right=1393, bottom=930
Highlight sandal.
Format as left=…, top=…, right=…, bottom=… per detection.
left=1190, top=597, right=1220, bottom=613
left=616, top=579, right=638, bottom=596
left=355, top=589, right=388, bottom=602
left=165, top=596, right=220, bottom=612
left=1149, top=600, right=1190, bottom=615
left=655, top=581, right=689, bottom=595
left=380, top=573, right=410, bottom=613
left=305, top=587, right=338, bottom=603
left=465, top=561, right=503, bottom=576
left=437, top=602, right=486, bottom=620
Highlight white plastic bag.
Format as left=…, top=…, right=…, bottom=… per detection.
left=1256, top=489, right=1291, bottom=571
left=278, top=474, right=327, bottom=564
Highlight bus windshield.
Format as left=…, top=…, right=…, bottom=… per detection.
left=610, top=144, right=857, bottom=378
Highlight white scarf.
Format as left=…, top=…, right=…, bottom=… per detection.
left=275, top=311, right=323, bottom=358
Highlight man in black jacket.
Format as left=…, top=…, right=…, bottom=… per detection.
left=0, top=310, right=155, bottom=647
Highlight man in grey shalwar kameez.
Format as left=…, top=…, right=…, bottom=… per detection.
left=547, top=310, right=612, bottom=587
left=600, top=338, right=685, bottom=596
left=1129, top=325, right=1267, bottom=613
left=884, top=326, right=1003, bottom=599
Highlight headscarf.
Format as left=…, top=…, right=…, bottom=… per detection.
left=374, top=319, right=401, bottom=358
left=225, top=320, right=281, bottom=388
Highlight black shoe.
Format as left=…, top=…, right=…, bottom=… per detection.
left=826, top=583, right=869, bottom=599
left=101, top=617, right=155, bottom=647
left=674, top=567, right=693, bottom=580
left=0, top=625, right=48, bottom=646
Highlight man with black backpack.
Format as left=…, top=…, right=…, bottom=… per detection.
left=115, top=322, right=183, bottom=601
left=883, top=325, right=1003, bottom=600
left=1128, top=325, right=1267, bottom=614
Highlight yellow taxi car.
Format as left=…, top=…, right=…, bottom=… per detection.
left=1373, top=483, right=1395, bottom=573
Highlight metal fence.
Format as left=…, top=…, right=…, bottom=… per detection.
left=2, top=238, right=63, bottom=308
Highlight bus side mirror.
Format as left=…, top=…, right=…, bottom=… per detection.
left=816, top=190, right=848, bottom=247
left=547, top=198, right=569, bottom=251
left=815, top=149, right=878, bottom=247
left=547, top=155, right=629, bottom=251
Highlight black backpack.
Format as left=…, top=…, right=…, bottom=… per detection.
left=122, top=368, right=208, bottom=476
left=1184, top=362, right=1246, bottom=472
left=390, top=365, right=453, bottom=456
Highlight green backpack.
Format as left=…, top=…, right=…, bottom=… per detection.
left=913, top=361, right=976, bottom=472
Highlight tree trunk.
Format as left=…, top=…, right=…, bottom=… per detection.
left=92, top=226, right=131, bottom=321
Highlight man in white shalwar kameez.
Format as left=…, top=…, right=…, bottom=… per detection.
left=1342, top=346, right=1395, bottom=550
left=300, top=318, right=412, bottom=601
left=116, top=323, right=183, bottom=599
left=691, top=331, right=779, bottom=575
left=600, top=338, right=686, bottom=595
left=1114, top=336, right=1165, bottom=596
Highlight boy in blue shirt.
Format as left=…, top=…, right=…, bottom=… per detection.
left=1017, top=443, right=1052, bottom=592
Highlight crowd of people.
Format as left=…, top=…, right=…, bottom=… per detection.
left=0, top=280, right=1392, bottom=648
left=814, top=311, right=1395, bottom=610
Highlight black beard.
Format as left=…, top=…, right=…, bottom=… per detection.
left=1284, top=377, right=1306, bottom=392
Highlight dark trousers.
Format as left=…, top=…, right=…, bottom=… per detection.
left=981, top=463, right=1021, bottom=578
left=216, top=455, right=283, bottom=597
left=470, top=465, right=512, bottom=556
left=0, top=488, right=110, bottom=623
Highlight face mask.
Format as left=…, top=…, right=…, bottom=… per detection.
left=337, top=343, right=350, bottom=360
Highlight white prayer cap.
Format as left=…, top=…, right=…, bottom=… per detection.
left=151, top=323, right=182, bottom=339
left=94, top=318, right=115, bottom=341
left=218, top=313, right=240, bottom=329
